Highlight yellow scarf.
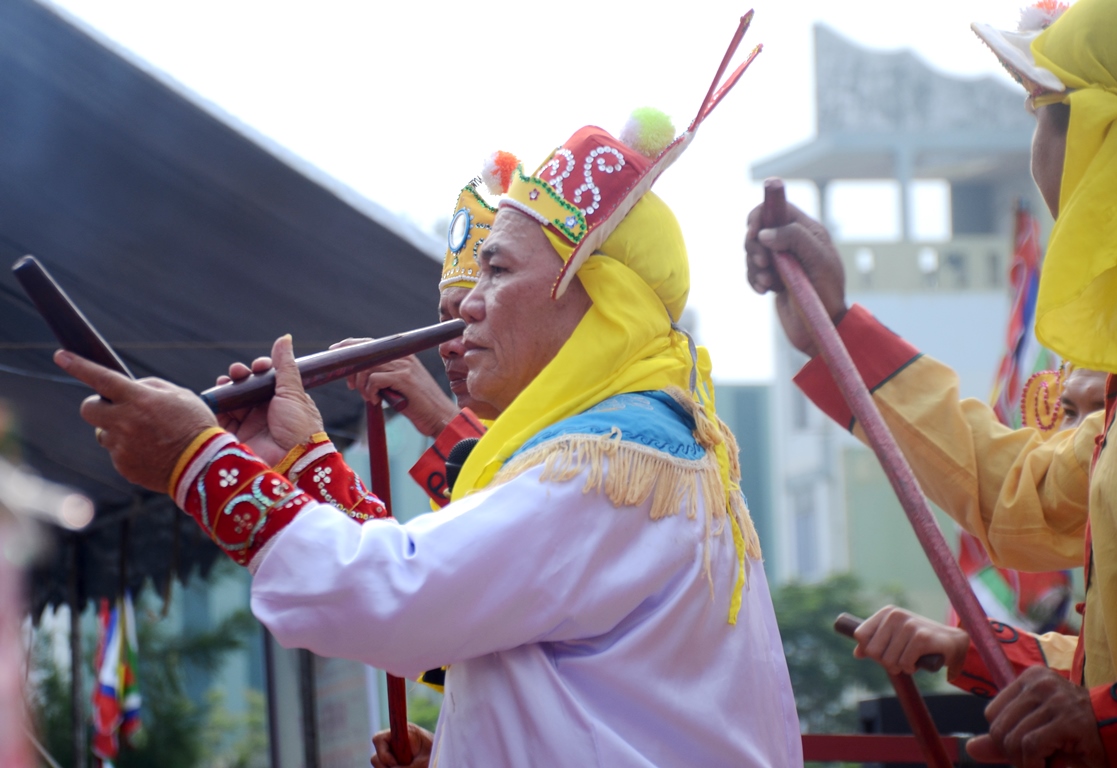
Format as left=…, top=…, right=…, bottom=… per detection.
left=1031, top=0, right=1117, bottom=371
left=452, top=192, right=759, bottom=622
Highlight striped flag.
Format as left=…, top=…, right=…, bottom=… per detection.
left=91, top=593, right=142, bottom=767
left=989, top=200, right=1057, bottom=426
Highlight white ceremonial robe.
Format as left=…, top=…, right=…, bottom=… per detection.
left=252, top=463, right=802, bottom=767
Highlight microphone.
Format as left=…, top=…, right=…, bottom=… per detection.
left=444, top=437, right=480, bottom=494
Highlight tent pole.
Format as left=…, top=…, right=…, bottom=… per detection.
left=68, top=537, right=85, bottom=768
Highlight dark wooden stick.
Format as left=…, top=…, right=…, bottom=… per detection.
left=762, top=178, right=1016, bottom=690
left=200, top=320, right=463, bottom=413
left=366, top=405, right=414, bottom=765
left=12, top=255, right=135, bottom=378
left=11, top=255, right=459, bottom=416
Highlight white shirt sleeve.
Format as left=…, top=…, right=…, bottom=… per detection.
left=250, top=464, right=699, bottom=678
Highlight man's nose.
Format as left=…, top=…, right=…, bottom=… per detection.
left=440, top=337, right=466, bottom=359
left=459, top=287, right=485, bottom=325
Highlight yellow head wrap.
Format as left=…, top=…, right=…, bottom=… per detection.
left=1029, top=0, right=1117, bottom=370
left=453, top=190, right=759, bottom=621
left=449, top=14, right=763, bottom=619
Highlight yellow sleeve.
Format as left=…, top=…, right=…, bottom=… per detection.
left=795, top=305, right=1099, bottom=571
left=865, top=356, right=1097, bottom=570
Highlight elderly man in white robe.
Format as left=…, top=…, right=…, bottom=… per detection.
left=59, top=84, right=801, bottom=765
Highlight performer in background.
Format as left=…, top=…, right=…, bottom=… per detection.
left=233, top=179, right=503, bottom=511
left=746, top=0, right=1117, bottom=764
left=60, top=50, right=802, bottom=764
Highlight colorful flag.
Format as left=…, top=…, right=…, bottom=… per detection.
left=989, top=201, right=1057, bottom=427
left=952, top=200, right=1072, bottom=634
left=91, top=592, right=142, bottom=767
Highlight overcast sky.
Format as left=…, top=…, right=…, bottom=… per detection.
left=45, top=0, right=1027, bottom=381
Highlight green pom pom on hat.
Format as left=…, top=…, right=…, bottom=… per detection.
left=620, top=107, right=675, bottom=158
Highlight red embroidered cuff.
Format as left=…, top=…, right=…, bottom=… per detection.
left=1090, top=683, right=1117, bottom=763
left=793, top=304, right=922, bottom=431
left=408, top=408, right=487, bottom=507
left=948, top=620, right=1057, bottom=698
left=173, top=430, right=314, bottom=571
left=285, top=433, right=388, bottom=524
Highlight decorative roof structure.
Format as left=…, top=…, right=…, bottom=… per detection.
left=753, top=24, right=1034, bottom=187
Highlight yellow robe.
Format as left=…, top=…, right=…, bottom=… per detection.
left=795, top=304, right=1110, bottom=684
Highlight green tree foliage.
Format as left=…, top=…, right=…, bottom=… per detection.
left=407, top=688, right=442, bottom=733
left=773, top=573, right=899, bottom=733
left=200, top=689, right=268, bottom=768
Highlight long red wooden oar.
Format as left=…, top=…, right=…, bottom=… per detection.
left=367, top=403, right=414, bottom=765
left=762, top=178, right=1015, bottom=690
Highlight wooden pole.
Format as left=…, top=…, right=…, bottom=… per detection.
left=762, top=179, right=1016, bottom=689
left=366, top=404, right=414, bottom=765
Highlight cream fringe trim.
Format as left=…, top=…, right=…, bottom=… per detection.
left=491, top=421, right=762, bottom=619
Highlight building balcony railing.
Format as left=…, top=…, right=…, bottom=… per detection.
left=837, top=236, right=1011, bottom=293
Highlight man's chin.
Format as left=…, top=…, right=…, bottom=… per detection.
left=465, top=374, right=501, bottom=413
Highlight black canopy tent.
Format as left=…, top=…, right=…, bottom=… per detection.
left=0, top=0, right=445, bottom=617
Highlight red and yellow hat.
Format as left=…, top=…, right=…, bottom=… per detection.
left=440, top=153, right=519, bottom=291
left=440, top=183, right=494, bottom=291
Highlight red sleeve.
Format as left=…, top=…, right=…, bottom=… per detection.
left=793, top=303, right=923, bottom=431
left=172, top=429, right=316, bottom=570
left=948, top=620, right=1068, bottom=698
left=276, top=432, right=388, bottom=524
left=1090, top=683, right=1117, bottom=762
left=408, top=408, right=487, bottom=507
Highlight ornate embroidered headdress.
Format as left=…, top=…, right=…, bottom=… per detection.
left=1020, top=365, right=1068, bottom=431
left=440, top=152, right=519, bottom=291
left=440, top=184, right=492, bottom=291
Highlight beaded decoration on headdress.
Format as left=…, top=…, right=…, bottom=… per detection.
left=1019, top=363, right=1069, bottom=431
left=440, top=155, right=515, bottom=292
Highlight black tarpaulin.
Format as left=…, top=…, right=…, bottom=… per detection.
left=0, top=0, right=445, bottom=615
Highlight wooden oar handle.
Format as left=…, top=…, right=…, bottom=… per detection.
left=834, top=613, right=945, bottom=673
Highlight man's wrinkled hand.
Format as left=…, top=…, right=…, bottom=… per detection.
left=966, top=666, right=1106, bottom=767
left=744, top=199, right=848, bottom=357
left=214, top=335, right=323, bottom=466
left=335, top=339, right=457, bottom=438
left=55, top=350, right=218, bottom=492
left=853, top=605, right=969, bottom=679
left=370, top=723, right=433, bottom=768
